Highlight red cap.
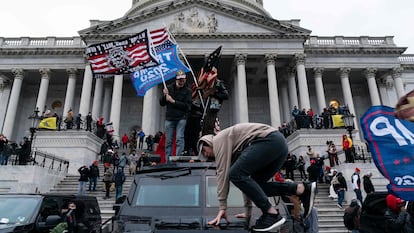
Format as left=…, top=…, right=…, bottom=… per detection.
left=310, top=160, right=316, bottom=164
left=355, top=167, right=360, bottom=172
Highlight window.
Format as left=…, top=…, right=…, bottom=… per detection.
left=206, top=176, right=244, bottom=207
left=135, top=176, right=200, bottom=207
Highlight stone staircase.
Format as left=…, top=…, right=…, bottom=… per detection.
left=48, top=163, right=134, bottom=223
left=315, top=182, right=349, bottom=233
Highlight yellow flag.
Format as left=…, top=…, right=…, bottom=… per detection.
left=332, top=115, right=345, bottom=128
left=38, top=117, right=57, bottom=130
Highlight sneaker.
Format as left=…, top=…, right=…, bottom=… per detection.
left=252, top=213, right=286, bottom=232
left=299, top=182, right=317, bottom=217
left=337, top=203, right=343, bottom=209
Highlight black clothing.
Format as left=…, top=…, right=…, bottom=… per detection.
left=78, top=166, right=89, bottom=182
left=86, top=114, right=92, bottom=132
left=159, top=82, right=192, bottom=121
left=363, top=175, right=375, bottom=194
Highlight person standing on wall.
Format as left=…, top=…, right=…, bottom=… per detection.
left=159, top=70, right=192, bottom=162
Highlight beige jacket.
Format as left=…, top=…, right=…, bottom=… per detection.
left=199, top=123, right=277, bottom=211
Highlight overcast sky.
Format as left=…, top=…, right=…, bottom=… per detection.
left=1, top=0, right=413, bottom=53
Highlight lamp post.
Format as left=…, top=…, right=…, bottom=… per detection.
left=341, top=113, right=355, bottom=140
left=28, top=107, right=41, bottom=144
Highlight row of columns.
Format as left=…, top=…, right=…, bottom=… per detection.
left=0, top=55, right=407, bottom=140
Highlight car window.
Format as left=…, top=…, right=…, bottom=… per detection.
left=0, top=196, right=41, bottom=224
left=134, top=176, right=200, bottom=207
left=206, top=176, right=244, bottom=207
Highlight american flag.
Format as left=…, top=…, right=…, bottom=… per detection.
left=85, top=29, right=159, bottom=75
left=149, top=27, right=175, bottom=53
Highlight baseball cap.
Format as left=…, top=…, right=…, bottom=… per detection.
left=176, top=70, right=186, bottom=79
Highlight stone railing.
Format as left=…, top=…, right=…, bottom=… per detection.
left=0, top=37, right=85, bottom=47
left=399, top=54, right=414, bottom=64
left=305, top=36, right=395, bottom=47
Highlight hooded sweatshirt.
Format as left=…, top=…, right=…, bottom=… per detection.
left=198, top=123, right=276, bottom=210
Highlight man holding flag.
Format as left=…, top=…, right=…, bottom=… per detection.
left=159, top=70, right=192, bottom=163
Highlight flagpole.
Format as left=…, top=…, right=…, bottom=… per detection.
left=149, top=29, right=168, bottom=90
left=166, top=28, right=206, bottom=110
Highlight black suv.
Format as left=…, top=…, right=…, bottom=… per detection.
left=0, top=194, right=101, bottom=233
left=112, top=161, right=297, bottom=233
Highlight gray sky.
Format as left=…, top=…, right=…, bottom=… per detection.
left=1, top=0, right=413, bottom=53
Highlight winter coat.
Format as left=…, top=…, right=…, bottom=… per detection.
left=363, top=175, right=375, bottom=194
left=159, top=82, right=192, bottom=121
left=78, top=166, right=89, bottom=182
left=89, top=164, right=100, bottom=178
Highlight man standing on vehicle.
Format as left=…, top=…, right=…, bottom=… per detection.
left=198, top=123, right=317, bottom=232
left=159, top=70, right=192, bottom=162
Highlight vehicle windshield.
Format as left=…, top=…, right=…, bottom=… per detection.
left=135, top=176, right=200, bottom=207
left=206, top=176, right=244, bottom=207
left=0, top=196, right=41, bottom=224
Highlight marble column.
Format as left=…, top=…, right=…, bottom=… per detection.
left=79, top=65, right=93, bottom=116
left=142, top=88, right=158, bottom=135
left=63, top=68, right=78, bottom=117
left=378, top=75, right=393, bottom=107
left=232, top=72, right=240, bottom=123
left=91, top=77, right=104, bottom=120
left=0, top=76, right=11, bottom=131
left=295, top=54, right=310, bottom=109
left=235, top=54, right=249, bottom=123
left=339, top=68, right=356, bottom=115
left=102, top=83, right=112, bottom=123
left=110, top=75, right=123, bottom=140
left=35, top=68, right=51, bottom=114
left=313, top=67, right=326, bottom=114
left=280, top=80, right=290, bottom=123
left=364, top=67, right=381, bottom=106
left=287, top=67, right=299, bottom=112
left=2, top=69, right=24, bottom=139
left=265, top=54, right=281, bottom=128
left=392, top=67, right=405, bottom=98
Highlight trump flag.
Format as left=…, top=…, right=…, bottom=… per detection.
left=360, top=105, right=414, bottom=200
left=130, top=44, right=189, bottom=96
left=85, top=29, right=159, bottom=75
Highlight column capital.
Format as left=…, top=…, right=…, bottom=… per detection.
left=235, top=54, right=247, bottom=65
left=379, top=76, right=394, bottom=89
left=364, top=67, right=377, bottom=78
left=11, top=68, right=24, bottom=80
left=264, top=54, right=277, bottom=65
left=313, top=67, right=324, bottom=76
left=392, top=67, right=403, bottom=79
left=294, top=53, right=306, bottom=65
left=66, top=68, right=79, bottom=77
left=39, top=68, right=51, bottom=79
left=338, top=67, right=351, bottom=77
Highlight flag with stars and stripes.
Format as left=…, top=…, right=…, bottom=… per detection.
left=85, top=29, right=159, bottom=75
left=360, top=105, right=414, bottom=200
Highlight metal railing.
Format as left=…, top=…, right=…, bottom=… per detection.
left=2, top=150, right=69, bottom=174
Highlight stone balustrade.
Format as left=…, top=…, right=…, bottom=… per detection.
left=0, top=37, right=84, bottom=47
left=305, top=35, right=395, bottom=47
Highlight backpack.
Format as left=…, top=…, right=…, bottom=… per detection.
left=343, top=205, right=360, bottom=230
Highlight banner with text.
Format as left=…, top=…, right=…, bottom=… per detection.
left=130, top=44, right=189, bottom=96
left=360, top=105, right=414, bottom=200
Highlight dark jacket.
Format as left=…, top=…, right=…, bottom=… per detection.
left=363, top=175, right=375, bottom=194
left=78, top=166, right=89, bottom=182
left=89, top=164, right=100, bottom=178
left=307, top=164, right=320, bottom=182
left=114, top=170, right=126, bottom=187
left=159, top=83, right=192, bottom=120
left=334, top=173, right=348, bottom=192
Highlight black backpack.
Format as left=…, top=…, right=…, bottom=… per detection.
left=343, top=205, right=360, bottom=230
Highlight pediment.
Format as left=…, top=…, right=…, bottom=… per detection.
left=79, top=0, right=311, bottom=43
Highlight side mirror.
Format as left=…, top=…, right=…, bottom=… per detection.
left=45, top=215, right=62, bottom=226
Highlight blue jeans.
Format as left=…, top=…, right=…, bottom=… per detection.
left=165, top=119, right=187, bottom=162
left=115, top=186, right=123, bottom=200
left=228, top=131, right=297, bottom=213
left=354, top=189, right=363, bottom=204
left=78, top=181, right=87, bottom=196
left=89, top=177, right=97, bottom=191
left=338, top=189, right=345, bottom=206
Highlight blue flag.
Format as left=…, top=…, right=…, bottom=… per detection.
left=360, top=105, right=414, bottom=200
left=130, top=44, right=189, bottom=96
